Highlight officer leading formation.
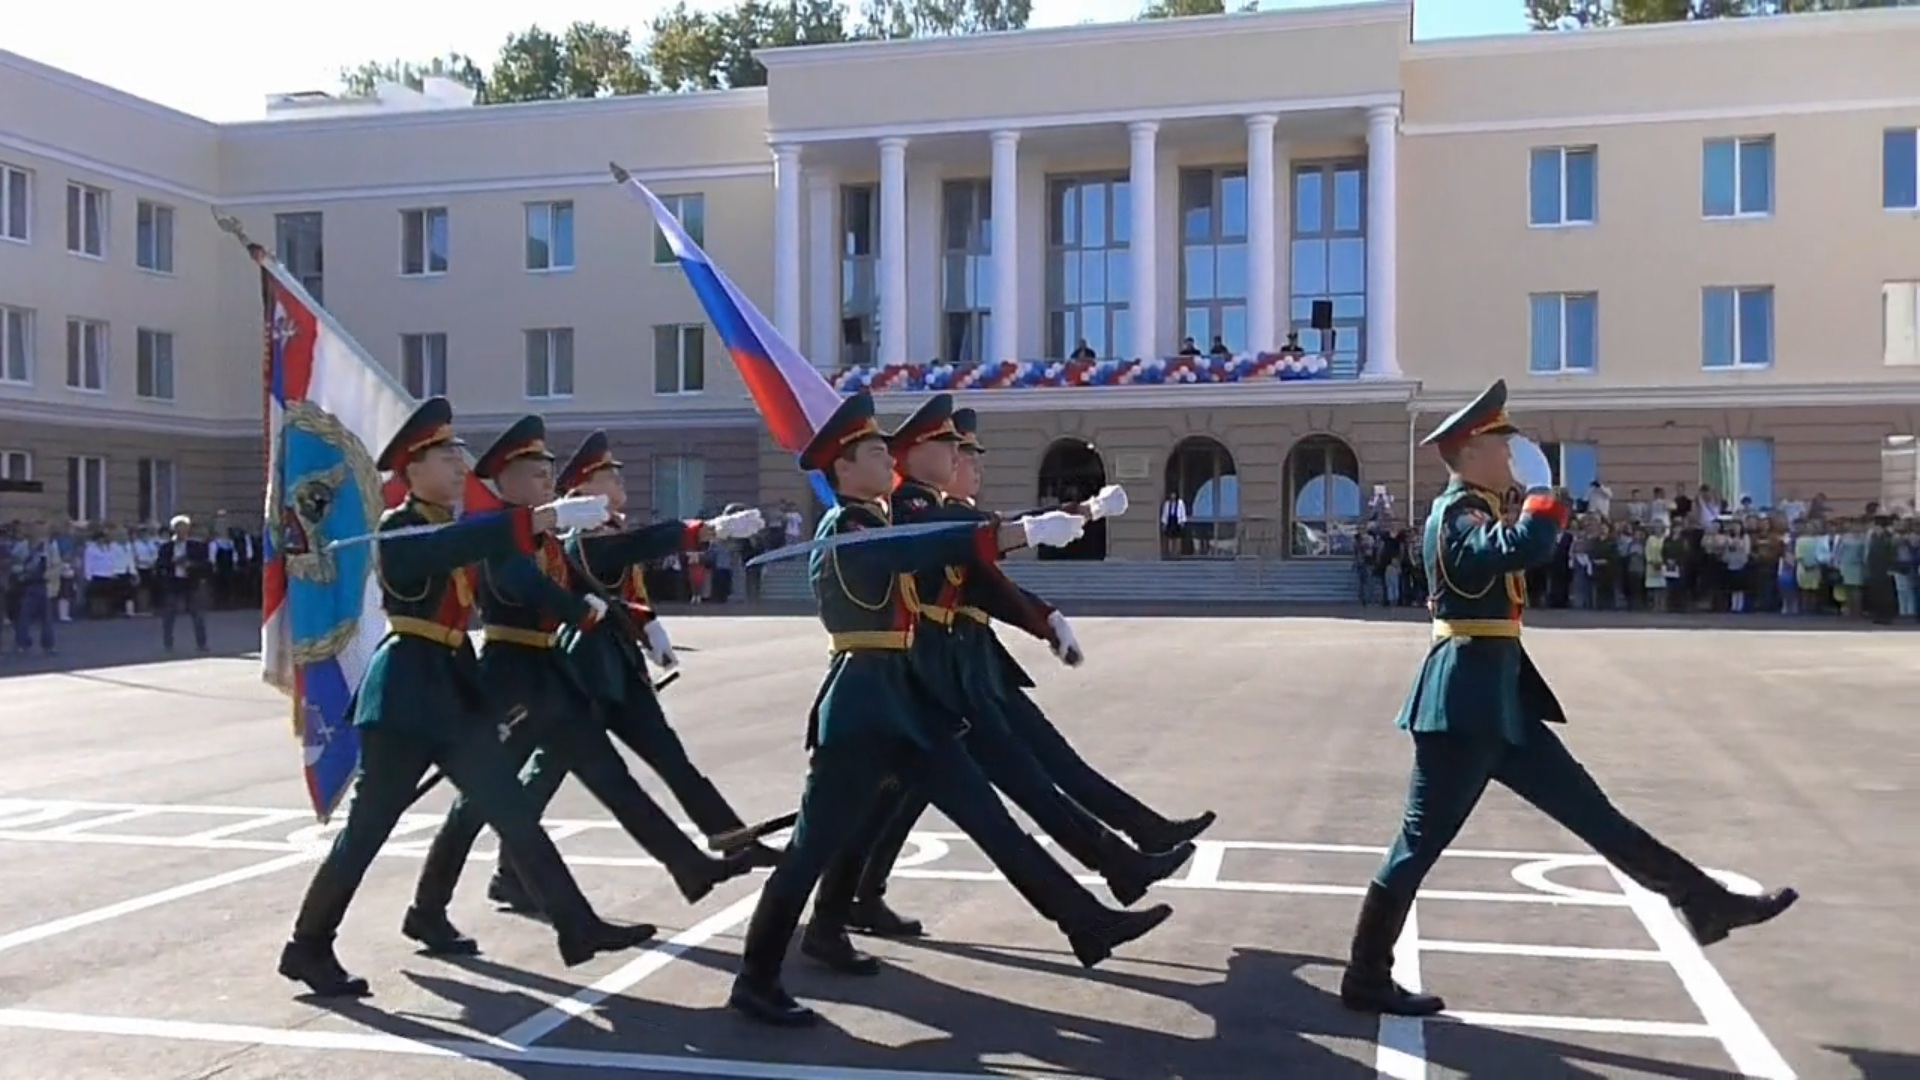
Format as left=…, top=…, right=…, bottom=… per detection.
left=278, top=384, right=1796, bottom=1029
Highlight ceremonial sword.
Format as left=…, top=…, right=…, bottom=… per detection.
left=744, top=519, right=983, bottom=570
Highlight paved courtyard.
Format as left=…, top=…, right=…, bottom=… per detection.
left=0, top=612, right=1912, bottom=1079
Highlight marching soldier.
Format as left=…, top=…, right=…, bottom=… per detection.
left=481, top=430, right=780, bottom=914
left=728, top=392, right=1172, bottom=1027
left=1341, top=379, right=1798, bottom=1017
left=405, top=416, right=754, bottom=954
left=804, top=395, right=1194, bottom=970
left=277, top=397, right=656, bottom=998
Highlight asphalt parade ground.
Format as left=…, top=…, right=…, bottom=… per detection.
left=0, top=611, right=1913, bottom=1079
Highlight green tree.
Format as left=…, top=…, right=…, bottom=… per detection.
left=1138, top=0, right=1259, bottom=18
left=852, top=0, right=1034, bottom=38
left=646, top=0, right=851, bottom=91
left=486, top=22, right=651, bottom=103
left=1526, top=0, right=1897, bottom=31
left=338, top=54, right=489, bottom=99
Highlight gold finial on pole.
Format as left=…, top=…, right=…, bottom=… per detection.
left=211, top=208, right=254, bottom=247
left=608, top=161, right=632, bottom=184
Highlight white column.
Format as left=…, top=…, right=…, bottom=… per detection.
left=1364, top=104, right=1402, bottom=379
left=989, top=130, right=1021, bottom=365
left=878, top=136, right=911, bottom=368
left=1245, top=114, right=1279, bottom=355
left=772, top=144, right=803, bottom=348
left=806, top=168, right=839, bottom=370
left=1127, top=121, right=1158, bottom=360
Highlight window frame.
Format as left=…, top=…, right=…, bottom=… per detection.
left=136, top=200, right=176, bottom=273
left=1527, top=291, right=1600, bottom=375
left=401, top=332, right=449, bottom=398
left=135, top=327, right=175, bottom=401
left=1701, top=285, right=1775, bottom=371
left=1702, top=135, right=1775, bottom=220
left=1885, top=128, right=1919, bottom=212
left=1885, top=281, right=1920, bottom=368
left=67, top=454, right=107, bottom=524
left=524, top=201, right=576, bottom=273
left=65, top=182, right=108, bottom=259
left=0, top=449, right=32, bottom=481
left=0, top=163, right=28, bottom=244
left=652, top=193, right=706, bottom=266
left=523, top=327, right=575, bottom=400
left=1, top=304, right=33, bottom=385
left=652, top=324, right=707, bottom=396
left=399, top=207, right=450, bottom=277
left=1528, top=146, right=1598, bottom=228
left=64, top=317, right=108, bottom=393
left=138, top=457, right=177, bottom=525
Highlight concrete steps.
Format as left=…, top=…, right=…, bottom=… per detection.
left=757, top=556, right=1356, bottom=606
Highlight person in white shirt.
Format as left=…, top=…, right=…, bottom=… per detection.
left=1587, top=481, right=1613, bottom=520
left=132, top=527, right=159, bottom=613
left=781, top=503, right=804, bottom=548
left=82, top=528, right=137, bottom=617
left=1160, top=493, right=1188, bottom=559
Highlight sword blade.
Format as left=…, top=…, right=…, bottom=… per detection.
left=745, top=519, right=980, bottom=569
left=323, top=520, right=451, bottom=553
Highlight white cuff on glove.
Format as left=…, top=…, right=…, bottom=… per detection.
left=709, top=507, right=764, bottom=541
left=581, top=593, right=608, bottom=628
left=642, top=619, right=678, bottom=669
left=1047, top=610, right=1084, bottom=667
left=1020, top=510, right=1086, bottom=550
left=550, top=494, right=611, bottom=532
left=1084, top=484, right=1129, bottom=521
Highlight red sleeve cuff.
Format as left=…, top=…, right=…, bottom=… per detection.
left=1522, top=493, right=1570, bottom=529
left=971, top=523, right=1002, bottom=565
left=508, top=506, right=538, bottom=553
left=680, top=521, right=704, bottom=550
left=625, top=601, right=656, bottom=624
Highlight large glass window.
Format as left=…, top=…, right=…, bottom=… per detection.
left=1046, top=175, right=1132, bottom=360
left=1290, top=162, right=1366, bottom=377
left=1178, top=168, right=1248, bottom=354
left=941, top=180, right=992, bottom=364
left=840, top=185, right=878, bottom=367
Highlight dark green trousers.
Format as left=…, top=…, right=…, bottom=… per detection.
left=291, top=723, right=601, bottom=943
left=602, top=686, right=746, bottom=837
left=998, top=687, right=1159, bottom=832
left=1374, top=725, right=1715, bottom=902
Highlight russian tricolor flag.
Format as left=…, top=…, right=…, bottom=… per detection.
left=615, top=166, right=843, bottom=504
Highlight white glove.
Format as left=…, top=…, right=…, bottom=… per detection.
left=1019, top=510, right=1086, bottom=550
left=642, top=619, right=678, bottom=669
left=547, top=494, right=610, bottom=532
left=1084, top=484, right=1129, bottom=521
left=581, top=594, right=608, bottom=627
left=1047, top=611, right=1084, bottom=667
left=707, top=507, right=764, bottom=541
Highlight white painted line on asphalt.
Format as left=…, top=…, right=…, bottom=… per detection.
left=1441, top=1010, right=1717, bottom=1039
left=1418, top=939, right=1666, bottom=962
left=0, top=1008, right=997, bottom=1079
left=1375, top=901, right=1427, bottom=1080
left=495, top=890, right=764, bottom=1049
left=1182, top=840, right=1227, bottom=888
left=0, top=852, right=315, bottom=955
left=0, top=806, right=81, bottom=830
left=1609, top=866, right=1798, bottom=1079
left=37, top=808, right=163, bottom=837
left=178, top=811, right=310, bottom=843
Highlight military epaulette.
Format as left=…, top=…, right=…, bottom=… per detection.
left=841, top=502, right=890, bottom=529
left=893, top=488, right=939, bottom=514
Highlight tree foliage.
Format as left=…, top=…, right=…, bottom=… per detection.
left=1138, top=0, right=1259, bottom=19
left=1526, top=0, right=1899, bottom=31
left=338, top=54, right=488, bottom=100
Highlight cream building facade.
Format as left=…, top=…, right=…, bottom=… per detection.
left=1, top=2, right=1917, bottom=558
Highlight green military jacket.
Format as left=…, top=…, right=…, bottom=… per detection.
left=562, top=518, right=701, bottom=705
left=356, top=497, right=538, bottom=734
left=477, top=518, right=597, bottom=715
left=1397, top=480, right=1568, bottom=745
left=806, top=495, right=996, bottom=752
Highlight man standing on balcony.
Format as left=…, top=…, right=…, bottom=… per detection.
left=1337, top=379, right=1799, bottom=1019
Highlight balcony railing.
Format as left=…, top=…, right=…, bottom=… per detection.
left=832, top=350, right=1340, bottom=392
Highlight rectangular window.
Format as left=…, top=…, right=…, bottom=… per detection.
left=652, top=455, right=706, bottom=520
left=523, top=328, right=574, bottom=398
left=138, top=458, right=176, bottom=524
left=65, top=182, right=107, bottom=257
left=135, top=328, right=174, bottom=400
left=1528, top=146, right=1597, bottom=227
left=1702, top=136, right=1773, bottom=218
left=1, top=305, right=31, bottom=383
left=1702, top=438, right=1774, bottom=509
left=1702, top=286, right=1774, bottom=370
left=1178, top=167, right=1249, bottom=355
left=840, top=185, right=879, bottom=368
left=651, top=194, right=705, bottom=265
left=136, top=200, right=175, bottom=272
left=1, top=450, right=32, bottom=480
left=1289, top=160, right=1366, bottom=377
left=65, top=318, right=107, bottom=391
left=274, top=212, right=324, bottom=304
left=941, top=179, right=993, bottom=364
left=0, top=164, right=27, bottom=243
left=1528, top=292, right=1598, bottom=374
left=1538, top=441, right=1601, bottom=497
left=401, top=332, right=448, bottom=397
left=1886, top=282, right=1920, bottom=367
left=652, top=324, right=706, bottom=395
left=67, top=455, right=106, bottom=523
left=400, top=208, right=449, bottom=276
left=525, top=201, right=575, bottom=271
left=1046, top=174, right=1132, bottom=360
left=1885, top=128, right=1919, bottom=211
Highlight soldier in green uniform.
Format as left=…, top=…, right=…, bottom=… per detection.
left=802, top=396, right=1195, bottom=972
left=1340, top=380, right=1800, bottom=1017
left=479, top=430, right=780, bottom=914
left=405, top=416, right=754, bottom=954
left=827, top=404, right=1218, bottom=947
left=276, top=397, right=657, bottom=998
left=727, top=392, right=1173, bottom=1027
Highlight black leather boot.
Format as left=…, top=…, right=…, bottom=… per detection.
left=799, top=923, right=882, bottom=976
left=277, top=937, right=371, bottom=998
left=1339, top=884, right=1444, bottom=1016
left=487, top=867, right=544, bottom=917
left=1680, top=886, right=1799, bottom=946
left=400, top=906, right=480, bottom=956
left=1065, top=903, right=1175, bottom=969
left=1125, top=810, right=1217, bottom=856
left=557, top=919, right=660, bottom=968
left=1104, top=841, right=1197, bottom=906
left=728, top=897, right=817, bottom=1026
left=847, top=892, right=924, bottom=938
left=670, top=850, right=759, bottom=905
